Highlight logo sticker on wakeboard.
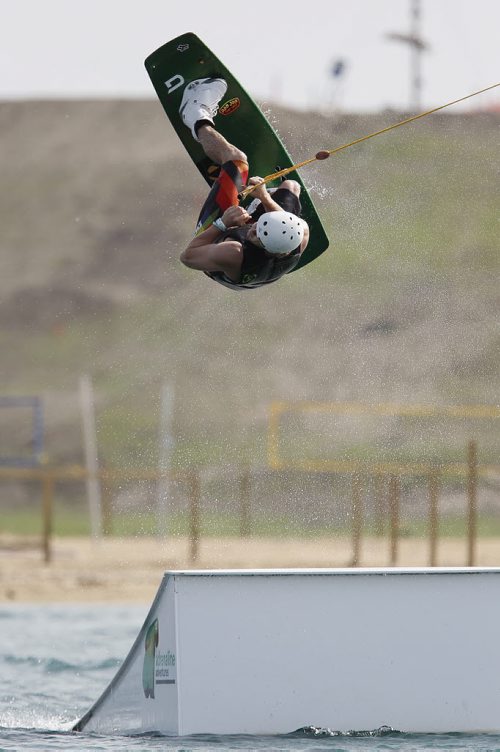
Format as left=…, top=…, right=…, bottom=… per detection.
left=177, top=44, right=189, bottom=52
left=165, top=74, right=184, bottom=94
left=219, top=97, right=240, bottom=116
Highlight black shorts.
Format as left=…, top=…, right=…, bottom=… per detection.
left=248, top=187, right=302, bottom=221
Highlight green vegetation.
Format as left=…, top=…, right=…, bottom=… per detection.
left=2, top=504, right=500, bottom=539
left=0, top=102, right=498, bottom=476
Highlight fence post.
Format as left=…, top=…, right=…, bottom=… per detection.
left=189, top=471, right=201, bottom=563
left=351, top=474, right=363, bottom=566
left=41, top=472, right=54, bottom=564
left=428, top=471, right=440, bottom=567
left=389, top=475, right=400, bottom=566
left=467, top=440, right=478, bottom=567
left=374, top=474, right=385, bottom=537
left=239, top=464, right=251, bottom=538
left=101, top=470, right=113, bottom=536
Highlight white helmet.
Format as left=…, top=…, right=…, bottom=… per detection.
left=256, top=211, right=304, bottom=254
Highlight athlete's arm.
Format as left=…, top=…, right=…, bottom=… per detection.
left=247, top=177, right=284, bottom=213
left=180, top=239, right=243, bottom=277
left=180, top=205, right=250, bottom=278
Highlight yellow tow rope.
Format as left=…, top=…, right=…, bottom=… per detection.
left=239, top=82, right=500, bottom=200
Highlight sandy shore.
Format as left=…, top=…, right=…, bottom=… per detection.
left=1, top=534, right=499, bottom=602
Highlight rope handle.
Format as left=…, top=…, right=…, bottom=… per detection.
left=239, top=82, right=500, bottom=201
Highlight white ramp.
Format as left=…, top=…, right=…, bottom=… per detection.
left=74, top=568, right=500, bottom=735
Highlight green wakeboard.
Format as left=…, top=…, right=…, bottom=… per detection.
left=144, top=32, right=329, bottom=271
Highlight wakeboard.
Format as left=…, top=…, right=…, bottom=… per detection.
left=144, top=32, right=329, bottom=271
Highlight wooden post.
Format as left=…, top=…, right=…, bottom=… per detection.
left=41, top=472, right=54, bottom=564
left=374, top=474, right=386, bottom=537
left=239, top=464, right=251, bottom=538
left=389, top=475, right=400, bottom=566
left=467, top=440, right=478, bottom=567
left=189, top=471, right=201, bottom=563
left=351, top=474, right=363, bottom=566
left=428, top=472, right=439, bottom=567
left=101, top=472, right=113, bottom=536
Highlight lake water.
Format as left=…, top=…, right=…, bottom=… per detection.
left=1, top=604, right=500, bottom=751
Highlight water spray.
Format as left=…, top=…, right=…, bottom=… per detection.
left=239, top=82, right=500, bottom=200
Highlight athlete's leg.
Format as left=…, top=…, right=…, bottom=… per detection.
left=279, top=179, right=301, bottom=197
left=196, top=156, right=249, bottom=233
left=197, top=124, right=247, bottom=166
left=179, top=78, right=249, bottom=232
left=179, top=77, right=247, bottom=164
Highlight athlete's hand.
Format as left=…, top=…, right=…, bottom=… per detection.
left=221, top=205, right=251, bottom=227
left=248, top=176, right=268, bottom=201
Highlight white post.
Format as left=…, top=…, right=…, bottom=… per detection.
left=157, top=383, right=174, bottom=536
left=79, top=374, right=102, bottom=539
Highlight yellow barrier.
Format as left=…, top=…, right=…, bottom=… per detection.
left=267, top=401, right=500, bottom=567
left=268, top=400, right=500, bottom=476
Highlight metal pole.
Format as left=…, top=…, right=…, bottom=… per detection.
left=410, top=0, right=422, bottom=110
left=33, top=396, right=44, bottom=465
left=79, top=375, right=102, bottom=539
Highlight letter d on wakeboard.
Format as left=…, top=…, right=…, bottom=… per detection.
left=144, top=32, right=329, bottom=271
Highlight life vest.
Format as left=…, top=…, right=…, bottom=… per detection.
left=206, top=226, right=301, bottom=290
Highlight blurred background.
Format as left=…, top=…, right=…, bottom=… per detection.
left=0, top=0, right=499, bottom=595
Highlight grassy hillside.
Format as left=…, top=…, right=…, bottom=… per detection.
left=0, top=100, right=498, bottom=470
